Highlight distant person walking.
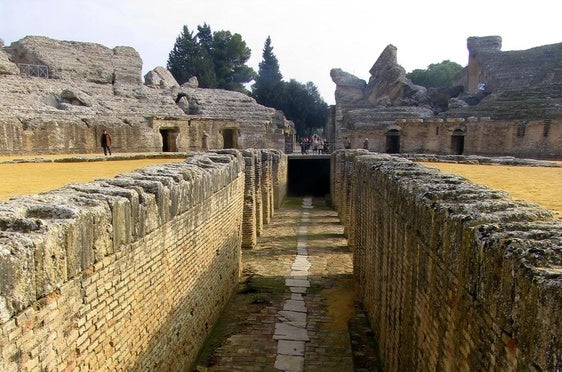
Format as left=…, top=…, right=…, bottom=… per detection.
left=343, top=137, right=351, bottom=149
left=101, top=129, right=112, bottom=156
left=363, top=138, right=369, bottom=150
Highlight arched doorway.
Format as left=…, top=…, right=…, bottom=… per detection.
left=451, top=129, right=465, bottom=155
left=222, top=128, right=238, bottom=149
left=160, top=127, right=179, bottom=152
left=385, top=129, right=401, bottom=153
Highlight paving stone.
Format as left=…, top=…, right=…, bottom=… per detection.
left=283, top=299, right=307, bottom=313
left=292, top=285, right=309, bottom=293
left=291, top=293, right=304, bottom=301
left=290, top=271, right=308, bottom=278
left=277, top=310, right=307, bottom=327
left=298, top=226, right=308, bottom=235
left=286, top=278, right=310, bottom=288
left=277, top=340, right=306, bottom=356
left=275, top=354, right=304, bottom=372
left=273, top=323, right=310, bottom=341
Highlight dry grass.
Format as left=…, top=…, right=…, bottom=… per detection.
left=0, top=157, right=185, bottom=200
left=421, top=162, right=562, bottom=218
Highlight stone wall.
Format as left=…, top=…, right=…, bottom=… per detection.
left=328, top=36, right=562, bottom=158
left=465, top=36, right=562, bottom=93
left=0, top=36, right=295, bottom=155
left=343, top=117, right=562, bottom=159
left=332, top=150, right=562, bottom=371
left=0, top=149, right=287, bottom=370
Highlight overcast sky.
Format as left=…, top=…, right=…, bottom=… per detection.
left=1, top=0, right=560, bottom=104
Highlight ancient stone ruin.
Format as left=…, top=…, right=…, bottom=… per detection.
left=0, top=33, right=560, bottom=371
left=0, top=36, right=295, bottom=155
left=327, top=36, right=562, bottom=159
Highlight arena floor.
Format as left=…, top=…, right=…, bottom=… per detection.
left=0, top=154, right=560, bottom=218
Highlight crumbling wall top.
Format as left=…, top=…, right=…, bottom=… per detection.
left=5, top=35, right=142, bottom=84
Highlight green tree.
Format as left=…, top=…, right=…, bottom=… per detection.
left=251, top=37, right=328, bottom=137
left=167, top=25, right=214, bottom=86
left=167, top=24, right=255, bottom=92
left=252, top=36, right=284, bottom=108
left=279, top=80, right=328, bottom=136
left=195, top=23, right=218, bottom=87
left=407, top=60, right=463, bottom=88
left=210, top=30, right=255, bottom=92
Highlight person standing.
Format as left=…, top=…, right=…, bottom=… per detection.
left=101, top=129, right=112, bottom=155
left=363, top=138, right=369, bottom=150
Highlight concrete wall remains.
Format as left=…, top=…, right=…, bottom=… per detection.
left=332, top=150, right=561, bottom=371
left=0, top=149, right=286, bottom=370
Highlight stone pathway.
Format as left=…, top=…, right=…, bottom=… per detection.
left=273, top=197, right=313, bottom=371
left=194, top=196, right=356, bottom=371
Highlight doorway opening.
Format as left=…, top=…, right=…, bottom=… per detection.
left=385, top=129, right=401, bottom=153
left=222, top=128, right=238, bottom=149
left=160, top=127, right=179, bottom=152
left=451, top=129, right=465, bottom=155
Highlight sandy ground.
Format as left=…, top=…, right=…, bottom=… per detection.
left=0, top=154, right=559, bottom=219
left=0, top=155, right=185, bottom=200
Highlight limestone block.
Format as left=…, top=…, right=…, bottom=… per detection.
left=181, top=76, right=199, bottom=89
left=112, top=46, right=142, bottom=85
left=0, top=234, right=36, bottom=323
left=144, top=66, right=179, bottom=89
left=0, top=47, right=19, bottom=75
left=106, top=177, right=159, bottom=236
left=6, top=36, right=142, bottom=85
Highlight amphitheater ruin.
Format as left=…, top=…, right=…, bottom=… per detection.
left=0, top=35, right=561, bottom=370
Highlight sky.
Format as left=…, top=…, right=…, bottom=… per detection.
left=1, top=0, right=560, bottom=104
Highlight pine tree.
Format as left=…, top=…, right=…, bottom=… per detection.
left=211, top=30, right=255, bottom=93
left=167, top=25, right=216, bottom=87
left=167, top=24, right=254, bottom=92
left=252, top=36, right=284, bottom=108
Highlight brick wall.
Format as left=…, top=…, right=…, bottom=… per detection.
left=0, top=149, right=286, bottom=370
left=332, top=151, right=562, bottom=370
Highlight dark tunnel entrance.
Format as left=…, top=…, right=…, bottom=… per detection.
left=288, top=156, right=330, bottom=196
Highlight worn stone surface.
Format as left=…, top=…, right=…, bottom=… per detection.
left=0, top=149, right=287, bottom=371
left=327, top=36, right=562, bottom=158
left=0, top=36, right=295, bottom=155
left=0, top=43, right=18, bottom=75
left=6, top=35, right=142, bottom=84
left=144, top=66, right=179, bottom=89
left=366, top=44, right=427, bottom=106
left=332, top=150, right=562, bottom=371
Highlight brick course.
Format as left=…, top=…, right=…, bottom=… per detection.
left=0, top=149, right=287, bottom=370
left=332, top=150, right=562, bottom=370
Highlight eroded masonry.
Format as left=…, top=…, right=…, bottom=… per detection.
left=0, top=150, right=286, bottom=370
left=0, top=36, right=296, bottom=155
left=0, top=150, right=560, bottom=370
left=0, top=33, right=561, bottom=371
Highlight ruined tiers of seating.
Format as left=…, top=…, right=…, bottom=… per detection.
left=445, top=83, right=562, bottom=120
